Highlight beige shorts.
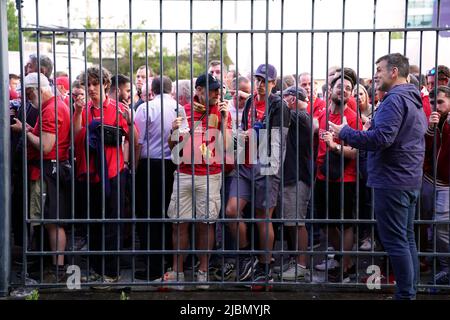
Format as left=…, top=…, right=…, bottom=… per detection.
left=279, top=180, right=311, bottom=226
left=167, top=172, right=222, bottom=222
left=29, top=179, right=47, bottom=226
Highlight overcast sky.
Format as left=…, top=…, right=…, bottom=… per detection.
left=16, top=0, right=450, bottom=78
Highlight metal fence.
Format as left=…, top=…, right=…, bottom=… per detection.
left=1, top=0, right=450, bottom=296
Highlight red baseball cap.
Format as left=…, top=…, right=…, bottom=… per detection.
left=56, top=76, right=70, bottom=90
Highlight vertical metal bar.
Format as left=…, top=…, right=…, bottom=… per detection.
left=417, top=27, right=425, bottom=284
left=249, top=0, right=255, bottom=264
left=159, top=0, right=166, bottom=281
left=324, top=29, right=330, bottom=281
left=355, top=30, right=361, bottom=282
left=294, top=30, right=300, bottom=278
left=97, top=0, right=106, bottom=278
left=279, top=0, right=286, bottom=281
left=339, top=0, right=346, bottom=283
left=0, top=0, right=11, bottom=297
left=114, top=29, right=121, bottom=278
left=403, top=0, right=408, bottom=56
left=430, top=0, right=441, bottom=285
left=370, top=0, right=377, bottom=279
left=188, top=0, right=193, bottom=266
left=234, top=30, right=241, bottom=277
left=203, top=28, right=210, bottom=273
left=418, top=30, right=423, bottom=89
left=310, top=0, right=317, bottom=281
left=35, top=0, right=45, bottom=283
left=173, top=30, right=178, bottom=281
left=280, top=1, right=286, bottom=281
left=263, top=0, right=269, bottom=284
left=219, top=0, right=225, bottom=282
left=83, top=30, right=91, bottom=277
left=143, top=33, right=151, bottom=279
left=67, top=0, right=76, bottom=268
left=128, top=0, right=135, bottom=281
left=144, top=30, right=150, bottom=280
left=51, top=30, right=60, bottom=273
left=187, top=0, right=193, bottom=283
left=232, top=30, right=239, bottom=277
left=205, top=28, right=210, bottom=283
left=16, top=0, right=29, bottom=285
left=388, top=31, right=391, bottom=53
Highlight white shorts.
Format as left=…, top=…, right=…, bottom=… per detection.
left=167, top=172, right=222, bottom=222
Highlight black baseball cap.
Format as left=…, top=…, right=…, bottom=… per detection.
left=330, top=67, right=357, bottom=89
left=195, top=73, right=222, bottom=90
left=283, top=86, right=308, bottom=102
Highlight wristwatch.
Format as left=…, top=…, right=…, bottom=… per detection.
left=335, top=144, right=342, bottom=153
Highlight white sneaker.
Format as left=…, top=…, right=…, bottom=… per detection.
left=360, top=238, right=374, bottom=251
left=327, top=246, right=335, bottom=259
left=273, top=257, right=295, bottom=274
left=91, top=275, right=121, bottom=290
left=160, top=270, right=185, bottom=290
left=196, top=270, right=209, bottom=290
left=281, top=263, right=310, bottom=281
left=315, top=258, right=340, bottom=271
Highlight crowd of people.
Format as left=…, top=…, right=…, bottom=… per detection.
left=7, top=53, right=450, bottom=299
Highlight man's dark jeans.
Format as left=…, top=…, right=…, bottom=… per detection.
left=374, top=188, right=420, bottom=300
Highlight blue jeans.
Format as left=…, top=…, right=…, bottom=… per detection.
left=374, top=188, right=420, bottom=300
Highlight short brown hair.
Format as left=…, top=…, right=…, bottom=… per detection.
left=151, top=76, right=172, bottom=95
left=71, top=80, right=83, bottom=89
left=136, top=65, right=156, bottom=77
left=79, top=66, right=112, bottom=92
left=376, top=53, right=409, bottom=78
left=429, top=85, right=450, bottom=99
left=209, top=60, right=221, bottom=68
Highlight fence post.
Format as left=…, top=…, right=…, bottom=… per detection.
left=0, top=0, right=12, bottom=298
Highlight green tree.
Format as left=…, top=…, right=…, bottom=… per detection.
left=192, top=32, right=233, bottom=69
left=89, top=24, right=234, bottom=82
left=115, top=31, right=156, bottom=76
left=84, top=16, right=97, bottom=62
left=149, top=32, right=233, bottom=80
left=7, top=0, right=19, bottom=51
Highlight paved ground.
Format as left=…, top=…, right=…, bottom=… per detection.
left=6, top=235, right=450, bottom=300
left=4, top=286, right=450, bottom=300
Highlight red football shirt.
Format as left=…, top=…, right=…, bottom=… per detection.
left=307, top=97, right=327, bottom=119
left=421, top=93, right=431, bottom=120
left=178, top=97, right=232, bottom=176
left=242, top=98, right=266, bottom=166
left=28, top=97, right=71, bottom=180
left=316, top=106, right=362, bottom=182
left=246, top=98, right=266, bottom=127
left=74, top=98, right=129, bottom=181
left=346, top=96, right=357, bottom=112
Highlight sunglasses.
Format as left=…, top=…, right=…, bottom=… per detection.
left=427, top=68, right=436, bottom=76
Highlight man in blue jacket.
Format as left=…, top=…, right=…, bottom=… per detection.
left=328, top=53, right=428, bottom=299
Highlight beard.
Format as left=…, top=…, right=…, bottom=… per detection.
left=377, top=82, right=389, bottom=92
left=331, top=94, right=348, bottom=109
